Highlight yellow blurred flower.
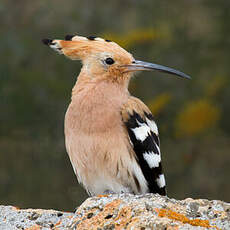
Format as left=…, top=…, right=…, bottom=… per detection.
left=175, top=99, right=220, bottom=138
left=102, top=28, right=158, bottom=48
left=148, top=93, right=172, bottom=116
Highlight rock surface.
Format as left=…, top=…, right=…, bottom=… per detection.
left=1, top=194, right=230, bottom=229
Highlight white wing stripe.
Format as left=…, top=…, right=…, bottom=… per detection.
left=143, top=151, right=161, bottom=168
left=146, top=117, right=159, bottom=135
left=156, top=174, right=166, bottom=188
left=131, top=121, right=151, bottom=142
left=156, top=144, right=161, bottom=154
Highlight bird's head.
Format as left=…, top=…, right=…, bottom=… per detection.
left=42, top=34, right=190, bottom=85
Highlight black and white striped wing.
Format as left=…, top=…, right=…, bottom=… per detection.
left=124, top=111, right=166, bottom=195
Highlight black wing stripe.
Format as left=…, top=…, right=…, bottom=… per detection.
left=152, top=132, right=160, bottom=147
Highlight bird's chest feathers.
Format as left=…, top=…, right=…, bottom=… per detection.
left=66, top=82, right=128, bottom=134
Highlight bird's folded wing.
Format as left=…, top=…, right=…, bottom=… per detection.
left=121, top=97, right=166, bottom=195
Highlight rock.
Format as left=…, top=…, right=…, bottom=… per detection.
left=0, top=205, right=73, bottom=230
left=1, top=194, right=230, bottom=229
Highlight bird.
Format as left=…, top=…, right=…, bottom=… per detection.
left=42, top=34, right=190, bottom=197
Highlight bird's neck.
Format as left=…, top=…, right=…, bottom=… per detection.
left=71, top=68, right=130, bottom=100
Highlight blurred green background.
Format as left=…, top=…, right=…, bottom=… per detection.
left=1, top=0, right=230, bottom=211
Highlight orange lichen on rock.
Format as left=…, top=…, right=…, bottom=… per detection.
left=97, top=194, right=109, bottom=198
left=156, top=208, right=219, bottom=229
left=114, top=206, right=139, bottom=229
left=72, top=199, right=140, bottom=229
left=53, top=220, right=61, bottom=228
left=73, top=199, right=122, bottom=229
left=25, top=225, right=41, bottom=230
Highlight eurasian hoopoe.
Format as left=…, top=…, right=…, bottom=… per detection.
left=42, top=34, right=190, bottom=196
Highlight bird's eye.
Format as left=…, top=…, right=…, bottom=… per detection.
left=105, top=57, right=115, bottom=65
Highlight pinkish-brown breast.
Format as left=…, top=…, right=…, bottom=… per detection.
left=64, top=79, right=137, bottom=195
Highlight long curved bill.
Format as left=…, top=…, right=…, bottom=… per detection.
left=122, top=60, right=191, bottom=79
